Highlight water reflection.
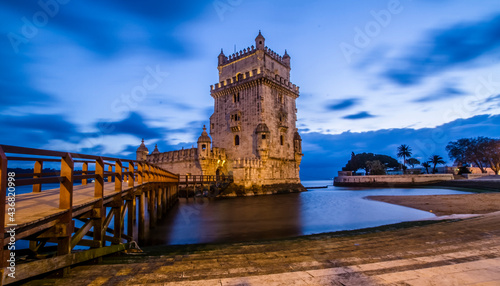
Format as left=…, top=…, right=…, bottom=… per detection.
left=142, top=181, right=471, bottom=246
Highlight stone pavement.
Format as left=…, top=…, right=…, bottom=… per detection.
left=25, top=211, right=500, bottom=285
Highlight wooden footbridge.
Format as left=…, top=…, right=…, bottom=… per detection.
left=0, top=144, right=179, bottom=285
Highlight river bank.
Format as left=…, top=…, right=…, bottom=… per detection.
left=334, top=174, right=500, bottom=191
left=428, top=175, right=500, bottom=192
left=25, top=183, right=500, bottom=285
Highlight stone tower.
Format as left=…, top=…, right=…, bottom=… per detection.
left=210, top=31, right=303, bottom=187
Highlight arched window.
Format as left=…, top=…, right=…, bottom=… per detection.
left=233, top=93, right=240, bottom=103
left=280, top=135, right=284, bottom=146
left=235, top=135, right=240, bottom=146
left=201, top=144, right=206, bottom=150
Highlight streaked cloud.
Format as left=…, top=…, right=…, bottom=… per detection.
left=342, top=111, right=376, bottom=120
left=327, top=98, right=360, bottom=111
left=382, top=14, right=500, bottom=86
left=414, top=86, right=466, bottom=103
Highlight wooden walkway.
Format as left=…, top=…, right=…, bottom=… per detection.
left=0, top=145, right=180, bottom=285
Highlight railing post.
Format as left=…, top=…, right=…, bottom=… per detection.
left=143, top=164, right=149, bottom=182
left=95, top=158, right=104, bottom=198
left=33, top=160, right=43, bottom=192
left=113, top=160, right=123, bottom=244
left=115, top=160, right=122, bottom=193
left=127, top=162, right=135, bottom=240
left=0, top=146, right=8, bottom=267
left=82, top=162, right=88, bottom=186
left=107, top=164, right=113, bottom=183
left=137, top=162, right=143, bottom=185
left=93, top=158, right=105, bottom=248
left=58, top=153, right=74, bottom=260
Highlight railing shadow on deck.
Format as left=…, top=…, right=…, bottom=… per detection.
left=0, top=144, right=179, bottom=285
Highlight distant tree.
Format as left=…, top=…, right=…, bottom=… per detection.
left=342, top=152, right=399, bottom=173
left=407, top=158, right=421, bottom=169
left=429, top=155, right=446, bottom=174
left=421, top=162, right=431, bottom=174
left=397, top=144, right=412, bottom=173
left=366, top=160, right=386, bottom=175
left=342, top=152, right=362, bottom=173
left=446, top=138, right=472, bottom=167
left=446, top=137, right=500, bottom=174
left=483, top=138, right=500, bottom=174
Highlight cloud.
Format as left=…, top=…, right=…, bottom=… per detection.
left=0, top=112, right=188, bottom=158
left=0, top=42, right=54, bottom=109
left=381, top=14, right=500, bottom=86
left=94, top=112, right=165, bottom=139
left=1, top=1, right=210, bottom=57
left=327, top=98, right=360, bottom=111
left=414, top=86, right=466, bottom=103
left=342, top=111, right=376, bottom=120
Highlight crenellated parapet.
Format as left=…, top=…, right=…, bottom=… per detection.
left=219, top=46, right=256, bottom=66
left=210, top=68, right=299, bottom=97
left=147, top=148, right=197, bottom=164
left=218, top=45, right=290, bottom=68
left=147, top=147, right=227, bottom=164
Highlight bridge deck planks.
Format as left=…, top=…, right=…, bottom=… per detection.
left=5, top=182, right=142, bottom=239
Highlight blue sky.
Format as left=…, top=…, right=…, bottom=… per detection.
left=1, top=0, right=500, bottom=179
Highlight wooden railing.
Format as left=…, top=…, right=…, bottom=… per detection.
left=0, top=144, right=179, bottom=284
left=178, top=174, right=233, bottom=186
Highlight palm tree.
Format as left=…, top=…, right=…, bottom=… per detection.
left=422, top=162, right=431, bottom=174
left=429, top=155, right=446, bottom=174
left=397, top=144, right=412, bottom=173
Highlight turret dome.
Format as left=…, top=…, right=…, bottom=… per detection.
left=255, top=123, right=270, bottom=133
left=151, top=144, right=160, bottom=154
left=197, top=125, right=212, bottom=143
left=294, top=131, right=302, bottom=141
left=137, top=139, right=149, bottom=152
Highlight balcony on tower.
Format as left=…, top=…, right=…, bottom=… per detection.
left=230, top=111, right=242, bottom=132
left=278, top=110, right=288, bottom=132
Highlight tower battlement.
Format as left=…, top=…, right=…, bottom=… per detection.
left=219, top=45, right=290, bottom=67
left=147, top=147, right=227, bottom=164
left=210, top=68, right=299, bottom=95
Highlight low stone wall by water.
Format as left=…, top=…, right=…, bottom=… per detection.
left=219, top=183, right=307, bottom=197
left=334, top=174, right=454, bottom=187
left=462, top=173, right=492, bottom=180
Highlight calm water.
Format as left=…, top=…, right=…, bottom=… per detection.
left=143, top=180, right=471, bottom=246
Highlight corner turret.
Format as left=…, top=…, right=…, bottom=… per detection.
left=283, top=49, right=290, bottom=67
left=136, top=139, right=149, bottom=161
left=255, top=30, right=265, bottom=50
left=151, top=144, right=160, bottom=155
left=197, top=125, right=212, bottom=158
left=218, top=49, right=226, bottom=66
left=293, top=131, right=303, bottom=165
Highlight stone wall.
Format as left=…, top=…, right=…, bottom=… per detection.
left=334, top=174, right=455, bottom=187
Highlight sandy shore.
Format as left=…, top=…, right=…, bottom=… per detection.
left=368, top=177, right=500, bottom=216
left=367, top=193, right=500, bottom=216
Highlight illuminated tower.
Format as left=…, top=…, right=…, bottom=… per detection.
left=210, top=32, right=303, bottom=186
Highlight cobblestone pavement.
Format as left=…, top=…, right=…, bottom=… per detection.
left=23, top=210, right=500, bottom=286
